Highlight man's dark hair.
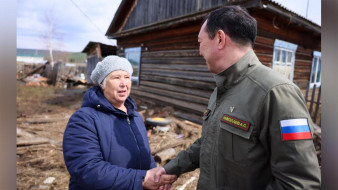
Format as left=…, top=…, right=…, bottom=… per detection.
left=204, top=5, right=257, bottom=47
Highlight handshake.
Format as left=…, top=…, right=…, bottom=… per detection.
left=142, top=167, right=177, bottom=190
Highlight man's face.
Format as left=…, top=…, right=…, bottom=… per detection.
left=198, top=21, right=218, bottom=73
left=102, top=70, right=131, bottom=106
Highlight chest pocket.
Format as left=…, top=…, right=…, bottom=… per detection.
left=218, top=114, right=256, bottom=166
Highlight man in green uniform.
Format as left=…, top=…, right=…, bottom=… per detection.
left=156, top=5, right=321, bottom=190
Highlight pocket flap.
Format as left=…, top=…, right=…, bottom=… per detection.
left=219, top=114, right=254, bottom=139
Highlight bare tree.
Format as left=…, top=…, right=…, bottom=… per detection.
left=40, top=7, right=63, bottom=68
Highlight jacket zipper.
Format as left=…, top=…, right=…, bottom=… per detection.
left=126, top=115, right=142, bottom=169
left=126, top=116, right=130, bottom=125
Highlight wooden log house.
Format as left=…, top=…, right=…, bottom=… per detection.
left=105, top=0, right=321, bottom=123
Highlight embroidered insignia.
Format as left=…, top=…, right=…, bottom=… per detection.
left=203, top=109, right=211, bottom=117
left=280, top=118, right=312, bottom=141
left=221, top=114, right=250, bottom=131
left=230, top=107, right=235, bottom=113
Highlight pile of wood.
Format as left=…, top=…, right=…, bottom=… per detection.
left=147, top=117, right=201, bottom=165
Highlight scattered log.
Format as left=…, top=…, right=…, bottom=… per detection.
left=183, top=120, right=202, bottom=128
left=177, top=176, right=197, bottom=190
left=154, top=148, right=176, bottom=164
left=17, top=143, right=62, bottom=155
left=17, top=128, right=35, bottom=138
left=17, top=138, right=50, bottom=147
left=17, top=156, right=48, bottom=165
left=17, top=117, right=68, bottom=124
left=173, top=119, right=201, bottom=139
left=152, top=140, right=186, bottom=155
left=17, top=128, right=60, bottom=147
left=18, top=63, right=46, bottom=81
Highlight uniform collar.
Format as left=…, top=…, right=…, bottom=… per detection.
left=214, top=49, right=259, bottom=90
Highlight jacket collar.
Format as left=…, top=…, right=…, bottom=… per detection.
left=214, top=49, right=260, bottom=91
left=82, top=86, right=138, bottom=117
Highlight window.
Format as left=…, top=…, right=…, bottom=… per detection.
left=272, top=39, right=298, bottom=81
left=309, top=51, right=321, bottom=88
left=124, top=47, right=141, bottom=86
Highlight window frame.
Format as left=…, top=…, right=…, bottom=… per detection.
left=272, top=39, right=298, bottom=81
left=124, top=47, right=141, bottom=86
left=309, top=51, right=321, bottom=88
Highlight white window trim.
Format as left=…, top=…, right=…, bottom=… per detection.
left=272, top=39, right=298, bottom=81
left=309, top=51, right=321, bottom=88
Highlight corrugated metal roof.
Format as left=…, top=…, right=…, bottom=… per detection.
left=267, top=0, right=320, bottom=27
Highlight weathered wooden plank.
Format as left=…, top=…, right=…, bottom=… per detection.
left=140, top=75, right=215, bottom=90
left=141, top=57, right=205, bottom=65
left=174, top=111, right=203, bottom=124
left=142, top=49, right=200, bottom=58
left=255, top=14, right=321, bottom=50
left=141, top=69, right=215, bottom=82
left=147, top=42, right=199, bottom=51
left=123, top=0, right=199, bottom=30
left=255, top=35, right=275, bottom=46
left=130, top=89, right=205, bottom=115
left=253, top=42, right=274, bottom=54
left=256, top=54, right=273, bottom=63
left=144, top=34, right=197, bottom=47
left=294, top=60, right=312, bottom=66
left=296, top=53, right=313, bottom=60
left=118, top=24, right=200, bottom=47
left=297, top=46, right=316, bottom=54
left=141, top=81, right=212, bottom=99
left=139, top=86, right=209, bottom=105
left=141, top=64, right=208, bottom=72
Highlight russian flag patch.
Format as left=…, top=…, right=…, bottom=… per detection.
left=280, top=118, right=312, bottom=141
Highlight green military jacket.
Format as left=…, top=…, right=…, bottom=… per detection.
left=164, top=49, right=321, bottom=190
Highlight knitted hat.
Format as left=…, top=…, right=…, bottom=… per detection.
left=90, top=55, right=133, bottom=85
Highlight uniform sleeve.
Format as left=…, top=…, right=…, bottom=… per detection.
left=63, top=110, right=146, bottom=190
left=163, top=137, right=201, bottom=177
left=262, top=84, right=321, bottom=190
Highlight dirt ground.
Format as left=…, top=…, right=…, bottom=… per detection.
left=16, top=82, right=200, bottom=190
left=16, top=82, right=321, bottom=190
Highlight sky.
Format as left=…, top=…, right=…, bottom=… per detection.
left=16, top=0, right=321, bottom=53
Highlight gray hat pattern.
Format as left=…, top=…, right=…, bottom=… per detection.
left=90, top=55, right=133, bottom=85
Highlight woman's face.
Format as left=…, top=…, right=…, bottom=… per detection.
left=101, top=70, right=131, bottom=107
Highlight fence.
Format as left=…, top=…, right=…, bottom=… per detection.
left=304, top=84, right=321, bottom=126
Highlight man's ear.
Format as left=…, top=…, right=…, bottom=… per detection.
left=217, top=30, right=226, bottom=49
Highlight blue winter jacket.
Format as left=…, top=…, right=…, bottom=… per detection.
left=63, top=86, right=157, bottom=190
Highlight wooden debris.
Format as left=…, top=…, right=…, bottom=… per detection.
left=183, top=120, right=202, bottom=128
left=176, top=176, right=197, bottom=190
left=172, top=118, right=201, bottom=139
left=17, top=138, right=51, bottom=147
left=17, top=156, right=49, bottom=165
left=17, top=117, right=68, bottom=125
left=18, top=64, right=46, bottom=81
left=152, top=140, right=186, bottom=155
left=17, top=128, right=60, bottom=147
left=154, top=148, right=176, bottom=164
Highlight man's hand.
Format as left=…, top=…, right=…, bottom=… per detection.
left=142, top=167, right=177, bottom=190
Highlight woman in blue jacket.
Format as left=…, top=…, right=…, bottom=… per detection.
left=63, top=56, right=176, bottom=190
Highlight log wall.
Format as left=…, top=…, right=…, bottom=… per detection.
left=116, top=10, right=319, bottom=123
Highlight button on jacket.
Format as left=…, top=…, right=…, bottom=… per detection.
left=63, top=86, right=156, bottom=190
left=164, top=50, right=321, bottom=189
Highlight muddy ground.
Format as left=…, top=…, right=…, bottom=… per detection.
left=16, top=82, right=200, bottom=190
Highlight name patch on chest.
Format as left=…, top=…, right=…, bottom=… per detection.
left=221, top=114, right=250, bottom=131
